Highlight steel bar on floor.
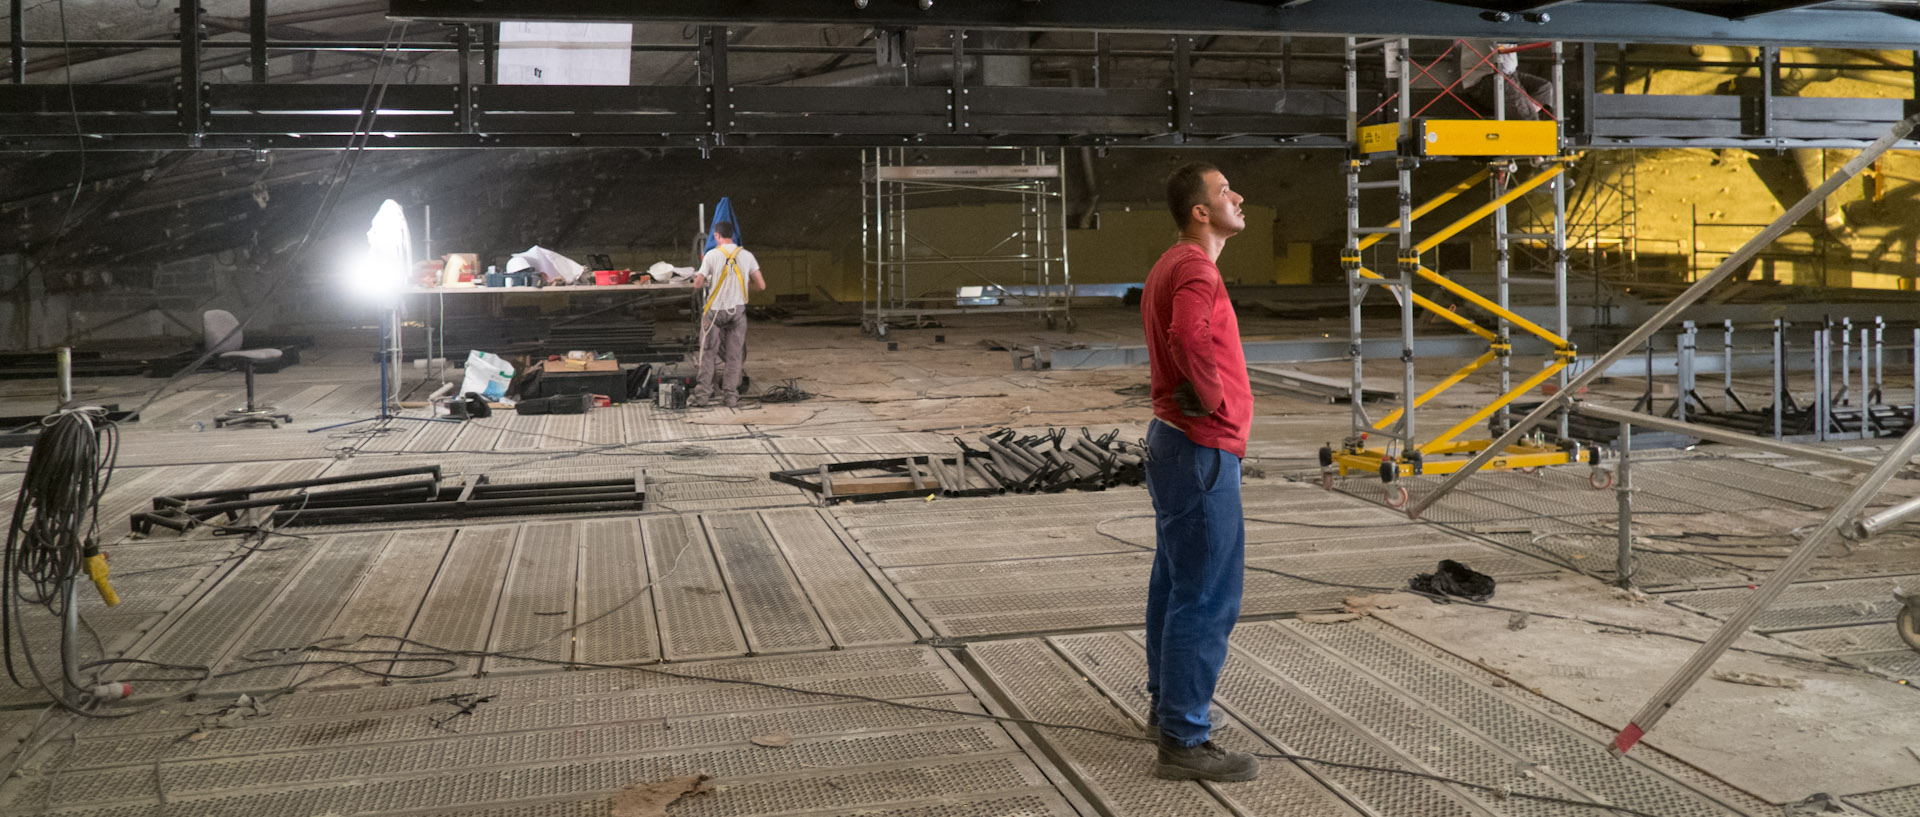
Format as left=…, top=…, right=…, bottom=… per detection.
left=1610, top=413, right=1920, bottom=755
left=1574, top=402, right=1879, bottom=471
left=1853, top=494, right=1920, bottom=539
left=1405, top=111, right=1920, bottom=519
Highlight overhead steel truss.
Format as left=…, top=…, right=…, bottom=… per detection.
left=389, top=0, right=1920, bottom=50
left=5, top=2, right=1920, bottom=152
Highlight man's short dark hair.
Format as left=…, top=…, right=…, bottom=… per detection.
left=1166, top=162, right=1218, bottom=230
left=713, top=221, right=735, bottom=240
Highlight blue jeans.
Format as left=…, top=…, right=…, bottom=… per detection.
left=1143, top=418, right=1244, bottom=747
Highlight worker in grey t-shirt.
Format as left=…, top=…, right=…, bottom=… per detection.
left=689, top=221, right=765, bottom=408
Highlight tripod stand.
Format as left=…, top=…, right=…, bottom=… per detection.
left=310, top=306, right=457, bottom=433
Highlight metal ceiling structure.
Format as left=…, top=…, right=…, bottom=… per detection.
left=388, top=0, right=1920, bottom=48
left=1, top=1, right=1916, bottom=153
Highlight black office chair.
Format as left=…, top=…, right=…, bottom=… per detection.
left=203, top=309, right=293, bottom=429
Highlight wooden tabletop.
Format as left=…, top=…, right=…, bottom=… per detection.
left=406, top=282, right=699, bottom=295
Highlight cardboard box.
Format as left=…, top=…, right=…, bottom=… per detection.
left=543, top=358, right=619, bottom=373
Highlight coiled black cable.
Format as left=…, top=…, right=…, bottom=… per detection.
left=2, top=408, right=117, bottom=690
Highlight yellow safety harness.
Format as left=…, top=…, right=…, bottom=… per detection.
left=701, top=245, right=747, bottom=315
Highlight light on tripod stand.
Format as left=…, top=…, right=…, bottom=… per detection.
left=347, top=199, right=410, bottom=302
left=311, top=199, right=459, bottom=432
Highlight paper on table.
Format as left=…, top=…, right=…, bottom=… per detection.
left=509, top=245, right=587, bottom=284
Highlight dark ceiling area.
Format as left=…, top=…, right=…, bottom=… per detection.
left=6, top=2, right=1920, bottom=288
left=392, top=0, right=1920, bottom=47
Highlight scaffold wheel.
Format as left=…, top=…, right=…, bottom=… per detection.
left=1518, top=466, right=1542, bottom=475
left=1898, top=604, right=1920, bottom=653
left=1320, top=470, right=1335, bottom=491
left=1385, top=484, right=1409, bottom=509
left=1590, top=469, right=1615, bottom=490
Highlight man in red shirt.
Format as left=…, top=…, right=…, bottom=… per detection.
left=1139, top=162, right=1258, bottom=782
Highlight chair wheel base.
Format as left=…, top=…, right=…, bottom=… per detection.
left=216, top=408, right=294, bottom=429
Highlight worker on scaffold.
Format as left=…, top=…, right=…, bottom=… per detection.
left=1139, top=162, right=1258, bottom=783
left=690, top=221, right=765, bottom=408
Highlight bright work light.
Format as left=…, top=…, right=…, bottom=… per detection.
left=347, top=199, right=410, bottom=301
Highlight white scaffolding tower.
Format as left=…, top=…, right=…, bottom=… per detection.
left=861, top=148, right=1073, bottom=338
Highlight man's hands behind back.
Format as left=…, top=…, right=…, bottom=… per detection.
left=1173, top=382, right=1210, bottom=417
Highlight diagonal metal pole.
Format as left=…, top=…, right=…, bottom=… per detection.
left=1610, top=418, right=1920, bottom=755
left=1404, top=112, right=1920, bottom=521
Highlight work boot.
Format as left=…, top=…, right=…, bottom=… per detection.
left=687, top=397, right=709, bottom=409
left=1145, top=705, right=1228, bottom=741
left=1153, top=737, right=1260, bottom=782
left=722, top=394, right=738, bottom=408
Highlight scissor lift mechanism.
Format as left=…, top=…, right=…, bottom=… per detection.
left=1327, top=38, right=1592, bottom=506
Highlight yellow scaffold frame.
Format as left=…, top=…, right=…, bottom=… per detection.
left=1331, top=37, right=1588, bottom=490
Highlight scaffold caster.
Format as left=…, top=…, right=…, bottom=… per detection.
left=1064, top=315, right=1076, bottom=333
left=1045, top=313, right=1058, bottom=330
left=1897, top=590, right=1920, bottom=653
left=1385, top=484, right=1409, bottom=509
left=1589, top=468, right=1615, bottom=490
left=1317, top=445, right=1335, bottom=490
left=1518, top=466, right=1542, bottom=475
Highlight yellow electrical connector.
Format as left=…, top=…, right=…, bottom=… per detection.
left=83, top=552, right=119, bottom=607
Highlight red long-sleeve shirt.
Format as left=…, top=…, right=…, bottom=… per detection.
left=1142, top=242, right=1252, bottom=458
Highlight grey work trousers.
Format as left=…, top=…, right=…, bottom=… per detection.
left=693, top=306, right=747, bottom=404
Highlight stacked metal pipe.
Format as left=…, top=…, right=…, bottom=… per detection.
left=941, top=427, right=1146, bottom=496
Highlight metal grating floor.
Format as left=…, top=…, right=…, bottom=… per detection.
left=1659, top=574, right=1919, bottom=633
left=841, top=483, right=1565, bottom=639
left=1014, top=623, right=1773, bottom=817
left=1849, top=784, right=1920, bottom=817
left=7, top=647, right=1070, bottom=817
left=967, top=638, right=1360, bottom=817
left=4, top=345, right=1915, bottom=816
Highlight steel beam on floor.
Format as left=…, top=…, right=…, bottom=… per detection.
left=1574, top=402, right=1880, bottom=471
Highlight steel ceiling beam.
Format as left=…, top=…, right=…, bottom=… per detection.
left=386, top=0, right=1920, bottom=49
left=1717, top=0, right=1847, bottom=20
left=1447, top=0, right=1587, bottom=13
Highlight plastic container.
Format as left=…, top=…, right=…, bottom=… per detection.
left=593, top=269, right=631, bottom=286
left=485, top=272, right=536, bottom=288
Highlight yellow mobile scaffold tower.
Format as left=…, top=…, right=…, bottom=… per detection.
left=1325, top=37, right=1591, bottom=507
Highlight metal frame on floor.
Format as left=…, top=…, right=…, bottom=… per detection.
left=1621, top=316, right=1920, bottom=443
left=1331, top=37, right=1586, bottom=498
